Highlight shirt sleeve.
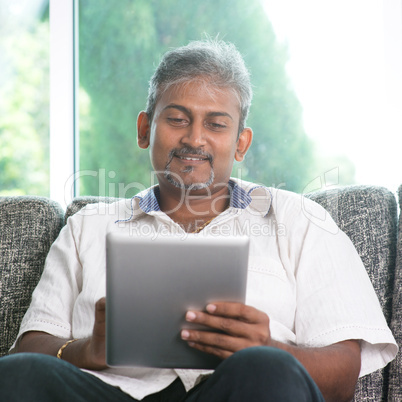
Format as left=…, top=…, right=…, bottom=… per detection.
left=10, top=216, right=83, bottom=349
left=291, top=197, right=397, bottom=377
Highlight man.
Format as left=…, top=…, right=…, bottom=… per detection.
left=0, top=40, right=397, bottom=401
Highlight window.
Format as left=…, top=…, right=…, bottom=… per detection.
left=74, top=0, right=402, bottom=201
left=0, top=0, right=49, bottom=196
left=4, top=1, right=401, bottom=206
left=76, top=0, right=314, bottom=200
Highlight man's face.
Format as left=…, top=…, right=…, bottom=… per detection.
left=138, top=80, right=252, bottom=196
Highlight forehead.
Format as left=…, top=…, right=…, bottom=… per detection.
left=155, top=80, right=241, bottom=117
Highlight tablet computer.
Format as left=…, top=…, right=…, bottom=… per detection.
left=106, top=233, right=249, bottom=369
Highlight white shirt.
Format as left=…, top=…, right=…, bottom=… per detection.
left=13, top=179, right=397, bottom=400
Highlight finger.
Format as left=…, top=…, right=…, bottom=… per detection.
left=186, top=308, right=269, bottom=339
left=187, top=341, right=233, bottom=360
left=93, top=298, right=106, bottom=336
left=95, top=297, right=106, bottom=311
left=206, top=302, right=267, bottom=324
left=182, top=329, right=247, bottom=354
left=95, top=298, right=106, bottom=321
left=185, top=309, right=271, bottom=345
left=186, top=311, right=250, bottom=337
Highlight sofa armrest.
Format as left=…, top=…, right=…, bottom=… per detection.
left=306, top=185, right=398, bottom=401
left=0, top=196, right=64, bottom=356
left=388, top=184, right=402, bottom=402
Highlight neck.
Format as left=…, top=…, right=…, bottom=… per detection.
left=158, top=182, right=231, bottom=232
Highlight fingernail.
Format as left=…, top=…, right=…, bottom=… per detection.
left=206, top=304, right=216, bottom=313
left=181, top=330, right=190, bottom=339
left=186, top=311, right=196, bottom=321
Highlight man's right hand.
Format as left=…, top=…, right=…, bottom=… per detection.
left=15, top=297, right=108, bottom=371
left=85, top=297, right=108, bottom=369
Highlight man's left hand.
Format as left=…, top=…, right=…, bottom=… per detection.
left=180, top=302, right=271, bottom=359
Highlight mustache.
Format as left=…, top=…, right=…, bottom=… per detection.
left=166, top=147, right=214, bottom=166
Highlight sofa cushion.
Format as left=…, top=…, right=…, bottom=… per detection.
left=64, top=196, right=120, bottom=224
left=0, top=196, right=64, bottom=356
left=388, top=184, right=402, bottom=402
left=306, top=185, right=398, bottom=402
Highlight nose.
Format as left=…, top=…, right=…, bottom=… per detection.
left=181, top=120, right=206, bottom=147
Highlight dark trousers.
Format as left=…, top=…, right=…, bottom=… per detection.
left=0, top=347, right=325, bottom=401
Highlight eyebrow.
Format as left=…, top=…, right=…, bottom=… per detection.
left=163, top=104, right=234, bottom=121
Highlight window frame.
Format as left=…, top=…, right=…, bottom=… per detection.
left=49, top=0, right=77, bottom=208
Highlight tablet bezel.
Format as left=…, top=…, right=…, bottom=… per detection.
left=106, top=233, right=249, bottom=369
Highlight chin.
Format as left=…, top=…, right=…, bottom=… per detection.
left=165, top=170, right=215, bottom=191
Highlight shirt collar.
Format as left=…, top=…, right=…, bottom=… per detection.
left=229, top=178, right=272, bottom=216
left=137, top=186, right=161, bottom=213
left=134, top=179, right=272, bottom=217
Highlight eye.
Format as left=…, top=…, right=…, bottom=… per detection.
left=206, top=122, right=227, bottom=131
left=167, top=118, right=188, bottom=127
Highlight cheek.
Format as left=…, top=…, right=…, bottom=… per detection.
left=149, top=130, right=167, bottom=154
left=215, top=141, right=237, bottom=161
left=149, top=136, right=176, bottom=169
left=151, top=126, right=177, bottom=149
left=150, top=145, right=166, bottom=168
left=212, top=148, right=237, bottom=174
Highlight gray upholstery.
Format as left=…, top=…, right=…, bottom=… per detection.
left=64, top=196, right=120, bottom=224
left=0, top=196, right=64, bottom=356
left=306, top=185, right=398, bottom=402
left=388, top=185, right=402, bottom=402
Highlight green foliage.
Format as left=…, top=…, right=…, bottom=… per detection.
left=0, top=1, right=357, bottom=198
left=78, top=0, right=316, bottom=196
left=0, top=16, right=49, bottom=196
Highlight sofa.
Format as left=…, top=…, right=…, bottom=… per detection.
left=1, top=185, right=401, bottom=401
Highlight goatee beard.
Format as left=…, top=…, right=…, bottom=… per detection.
left=164, top=147, right=214, bottom=190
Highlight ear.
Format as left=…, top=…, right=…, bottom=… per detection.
left=235, top=128, right=253, bottom=162
left=137, top=111, right=151, bottom=149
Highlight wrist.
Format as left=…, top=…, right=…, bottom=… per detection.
left=57, top=338, right=94, bottom=369
left=269, top=339, right=291, bottom=353
left=57, top=338, right=78, bottom=359
left=56, top=337, right=107, bottom=370
left=84, top=337, right=108, bottom=370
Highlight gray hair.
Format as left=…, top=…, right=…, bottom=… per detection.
left=145, top=39, right=252, bottom=134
